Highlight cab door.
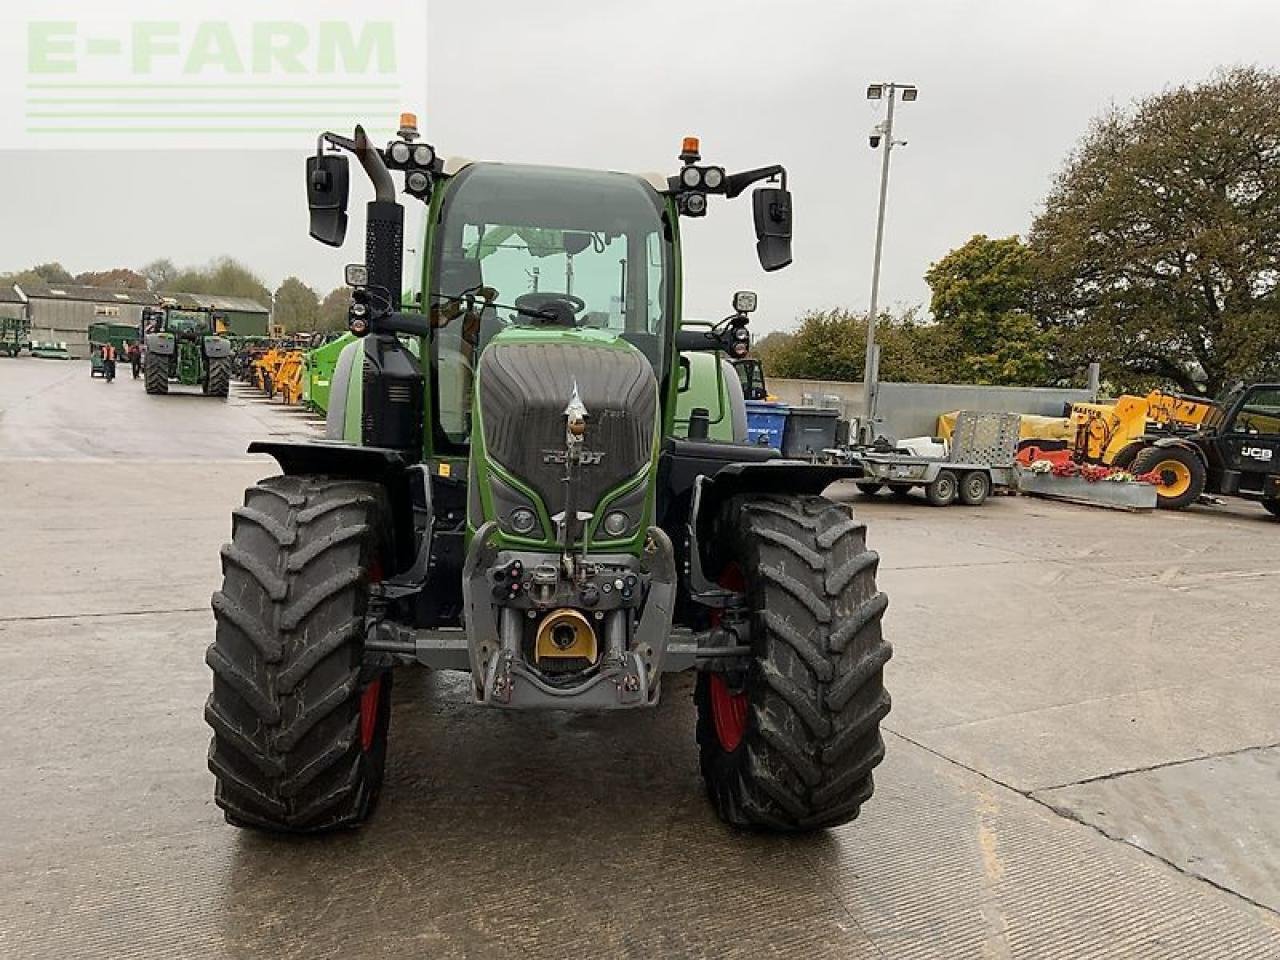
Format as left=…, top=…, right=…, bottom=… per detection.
left=1216, top=384, right=1280, bottom=497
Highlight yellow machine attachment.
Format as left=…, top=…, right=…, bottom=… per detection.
left=276, top=350, right=305, bottom=405
left=1069, top=391, right=1218, bottom=465
left=534, top=608, right=599, bottom=672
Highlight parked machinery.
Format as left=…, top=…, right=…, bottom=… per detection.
left=1127, top=384, right=1280, bottom=511
left=1068, top=390, right=1218, bottom=468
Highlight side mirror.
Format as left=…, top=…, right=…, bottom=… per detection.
left=752, top=186, right=792, bottom=272
left=306, top=154, right=350, bottom=247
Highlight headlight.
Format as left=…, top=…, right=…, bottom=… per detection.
left=389, top=141, right=411, bottom=164
left=703, top=166, right=724, bottom=189
left=680, top=165, right=703, bottom=188
left=683, top=193, right=707, bottom=215
left=406, top=171, right=430, bottom=194
left=412, top=144, right=435, bottom=167
left=509, top=508, right=537, bottom=535
left=602, top=510, right=629, bottom=537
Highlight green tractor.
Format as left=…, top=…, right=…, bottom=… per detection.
left=205, top=121, right=892, bottom=834
left=143, top=306, right=232, bottom=396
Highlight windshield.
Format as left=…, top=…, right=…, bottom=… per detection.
left=165, top=310, right=210, bottom=335
left=429, top=163, right=672, bottom=447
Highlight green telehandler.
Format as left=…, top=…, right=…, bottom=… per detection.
left=205, top=120, right=892, bottom=834
left=143, top=306, right=232, bottom=396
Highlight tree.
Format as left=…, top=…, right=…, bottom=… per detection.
left=140, top=258, right=178, bottom=291
left=761, top=308, right=948, bottom=384
left=164, top=256, right=272, bottom=308
left=2, top=262, right=74, bottom=287
left=925, top=234, right=1052, bottom=386
left=316, top=287, right=351, bottom=333
left=1030, top=67, right=1280, bottom=396
left=273, top=276, right=320, bottom=332
left=74, top=268, right=147, bottom=289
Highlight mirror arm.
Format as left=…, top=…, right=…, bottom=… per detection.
left=317, top=126, right=395, bottom=202
left=724, top=164, right=787, bottom=199
left=353, top=126, right=396, bottom=202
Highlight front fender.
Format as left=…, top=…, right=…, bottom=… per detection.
left=1150, top=436, right=1208, bottom=464
left=146, top=332, right=175, bottom=356
left=203, top=336, right=231, bottom=359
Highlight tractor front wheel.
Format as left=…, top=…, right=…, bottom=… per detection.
left=1132, top=445, right=1206, bottom=510
left=207, top=358, right=231, bottom=398
left=695, top=494, right=892, bottom=832
left=205, top=475, right=394, bottom=833
left=144, top=353, right=169, bottom=395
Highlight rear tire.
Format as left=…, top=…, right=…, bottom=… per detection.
left=1131, top=445, right=1205, bottom=510
left=958, top=470, right=991, bottom=506
left=207, top=357, right=231, bottom=398
left=855, top=481, right=884, bottom=497
left=925, top=470, right=958, bottom=507
left=695, top=494, right=892, bottom=832
left=144, top=353, right=169, bottom=395
left=206, top=475, right=393, bottom=833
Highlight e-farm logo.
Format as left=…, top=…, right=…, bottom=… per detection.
left=3, top=2, right=427, bottom=148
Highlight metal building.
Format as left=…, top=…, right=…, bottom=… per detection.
left=0, top=285, right=25, bottom=321
left=162, top=293, right=271, bottom=337
left=15, top=283, right=160, bottom=359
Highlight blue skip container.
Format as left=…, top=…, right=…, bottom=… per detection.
left=745, top=400, right=791, bottom=448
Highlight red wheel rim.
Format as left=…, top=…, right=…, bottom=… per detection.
left=709, top=563, right=749, bottom=752
left=359, top=677, right=382, bottom=752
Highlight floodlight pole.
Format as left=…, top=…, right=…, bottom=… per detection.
left=862, top=82, right=911, bottom=426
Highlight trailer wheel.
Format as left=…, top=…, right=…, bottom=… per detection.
left=958, top=471, right=991, bottom=506
left=206, top=475, right=394, bottom=833
left=695, top=494, right=892, bottom=832
left=855, top=482, right=884, bottom=496
left=1262, top=499, right=1280, bottom=519
left=925, top=470, right=958, bottom=507
left=144, top=352, right=169, bottom=395
left=1131, top=445, right=1205, bottom=510
left=207, top=358, right=231, bottom=398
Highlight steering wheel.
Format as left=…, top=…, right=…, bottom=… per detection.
left=514, top=292, right=586, bottom=324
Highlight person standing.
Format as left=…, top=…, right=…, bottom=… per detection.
left=127, top=341, right=142, bottom=379
left=102, top=343, right=117, bottom=382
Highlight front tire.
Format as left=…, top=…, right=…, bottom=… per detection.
left=1131, top=445, right=1205, bottom=510
left=206, top=475, right=393, bottom=833
left=206, top=357, right=231, bottom=398
left=144, top=353, right=169, bottom=395
left=695, top=495, right=892, bottom=832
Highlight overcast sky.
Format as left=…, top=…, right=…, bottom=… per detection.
left=2, top=0, right=1278, bottom=335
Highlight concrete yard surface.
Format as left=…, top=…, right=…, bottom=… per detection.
left=2, top=356, right=1278, bottom=958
